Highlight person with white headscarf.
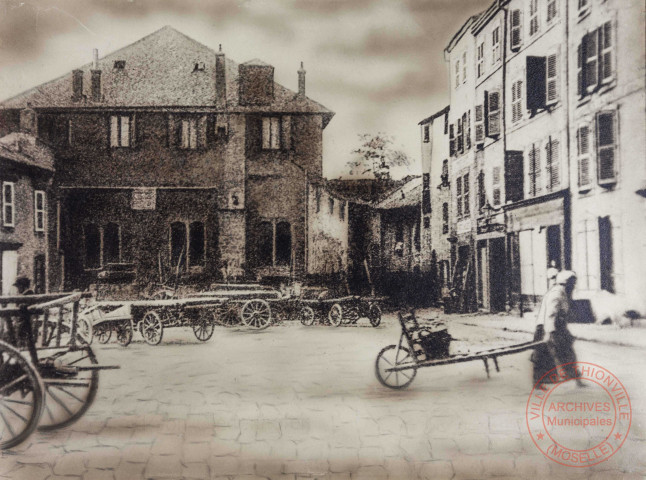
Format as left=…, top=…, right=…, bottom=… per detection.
left=531, top=270, right=585, bottom=387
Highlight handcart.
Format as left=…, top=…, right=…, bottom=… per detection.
left=0, top=292, right=119, bottom=449
left=375, top=310, right=544, bottom=389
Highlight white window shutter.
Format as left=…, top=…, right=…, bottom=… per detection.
left=262, top=117, right=271, bottom=149
left=546, top=52, right=558, bottom=104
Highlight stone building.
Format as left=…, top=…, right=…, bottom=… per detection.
left=568, top=0, right=646, bottom=308
left=502, top=0, right=570, bottom=311
left=444, top=15, right=479, bottom=312
left=419, top=106, right=451, bottom=304
left=0, top=26, right=333, bottom=290
left=0, top=124, right=55, bottom=294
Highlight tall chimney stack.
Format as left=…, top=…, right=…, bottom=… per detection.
left=215, top=44, right=227, bottom=109
left=298, top=62, right=306, bottom=97
left=91, top=48, right=102, bottom=102
left=72, top=69, right=83, bottom=102
left=20, top=104, right=37, bottom=134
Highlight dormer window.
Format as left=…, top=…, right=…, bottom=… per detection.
left=113, top=60, right=126, bottom=70
left=193, top=62, right=206, bottom=72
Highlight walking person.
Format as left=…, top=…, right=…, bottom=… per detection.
left=532, top=270, right=585, bottom=387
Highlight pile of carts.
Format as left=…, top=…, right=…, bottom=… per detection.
left=0, top=292, right=118, bottom=449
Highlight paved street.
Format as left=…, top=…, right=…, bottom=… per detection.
left=1, top=314, right=645, bottom=480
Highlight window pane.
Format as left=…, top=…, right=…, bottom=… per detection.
left=189, top=118, right=197, bottom=148
left=104, top=223, right=120, bottom=264
left=276, top=221, right=291, bottom=266
left=120, top=116, right=130, bottom=146
left=262, top=117, right=271, bottom=149
left=170, top=222, right=187, bottom=270
left=270, top=117, right=280, bottom=149
left=110, top=116, right=119, bottom=147
left=85, top=224, right=101, bottom=268
left=189, top=222, right=205, bottom=267
left=258, top=221, right=273, bottom=266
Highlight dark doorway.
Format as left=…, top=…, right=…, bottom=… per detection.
left=489, top=237, right=506, bottom=312
left=546, top=224, right=562, bottom=269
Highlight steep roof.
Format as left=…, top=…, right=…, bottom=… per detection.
left=0, top=133, right=55, bottom=172
left=0, top=26, right=334, bottom=124
left=375, top=176, right=421, bottom=209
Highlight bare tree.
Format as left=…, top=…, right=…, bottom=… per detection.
left=347, top=133, right=410, bottom=180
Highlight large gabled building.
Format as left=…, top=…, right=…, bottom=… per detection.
left=0, top=26, right=334, bottom=290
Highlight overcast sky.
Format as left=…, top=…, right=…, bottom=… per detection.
left=0, top=0, right=488, bottom=178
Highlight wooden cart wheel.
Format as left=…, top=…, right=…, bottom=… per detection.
left=328, top=303, right=343, bottom=327
left=240, top=299, right=272, bottom=330
left=368, top=303, right=382, bottom=327
left=38, top=346, right=99, bottom=431
left=299, top=306, right=315, bottom=326
left=78, top=318, right=93, bottom=345
left=141, top=311, right=163, bottom=345
left=0, top=340, right=45, bottom=449
left=343, top=306, right=360, bottom=324
left=193, top=314, right=215, bottom=342
left=94, top=323, right=112, bottom=344
left=213, top=304, right=239, bottom=327
left=115, top=321, right=133, bottom=347
left=375, top=345, right=417, bottom=389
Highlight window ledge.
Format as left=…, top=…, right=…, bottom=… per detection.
left=577, top=9, right=591, bottom=23
left=577, top=186, right=593, bottom=194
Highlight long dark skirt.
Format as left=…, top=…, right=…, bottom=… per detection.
left=531, top=325, right=556, bottom=385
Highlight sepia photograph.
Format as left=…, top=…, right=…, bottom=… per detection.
left=0, top=0, right=644, bottom=478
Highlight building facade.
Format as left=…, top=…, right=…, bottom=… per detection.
left=568, top=0, right=646, bottom=308
left=419, top=106, right=451, bottom=304
left=432, top=0, right=644, bottom=313
left=0, top=27, right=333, bottom=290
left=0, top=127, right=55, bottom=295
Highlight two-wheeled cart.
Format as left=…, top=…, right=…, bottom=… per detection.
left=0, top=292, right=119, bottom=449
left=375, top=310, right=543, bottom=389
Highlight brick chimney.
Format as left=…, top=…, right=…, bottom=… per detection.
left=91, top=48, right=102, bottom=102
left=215, top=44, right=227, bottom=109
left=298, top=62, right=306, bottom=97
left=72, top=69, right=83, bottom=102
left=20, top=104, right=37, bottom=134
left=238, top=60, right=274, bottom=106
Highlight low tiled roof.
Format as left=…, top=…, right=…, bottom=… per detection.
left=0, top=26, right=334, bottom=125
left=0, top=133, right=55, bottom=171
left=419, top=105, right=450, bottom=125
left=374, top=176, right=421, bottom=209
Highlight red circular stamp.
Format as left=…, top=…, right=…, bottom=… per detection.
left=526, top=362, right=631, bottom=467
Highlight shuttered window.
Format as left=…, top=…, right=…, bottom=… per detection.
left=456, top=176, right=462, bottom=217
left=455, top=59, right=460, bottom=89
left=585, top=31, right=598, bottom=93
left=505, top=151, right=524, bottom=203
left=491, top=25, right=501, bottom=64
left=462, top=51, right=467, bottom=84
left=512, top=80, right=523, bottom=123
left=2, top=182, right=15, bottom=227
left=442, top=203, right=449, bottom=234
left=422, top=173, right=431, bottom=214
left=485, top=90, right=501, bottom=137
left=475, top=105, right=484, bottom=145
left=526, top=56, right=546, bottom=112
left=546, top=0, right=557, bottom=23
left=545, top=137, right=560, bottom=192
left=510, top=9, right=522, bottom=51
left=465, top=110, right=471, bottom=150
left=34, top=190, right=46, bottom=232
left=599, top=22, right=614, bottom=85
left=578, top=0, right=590, bottom=17
left=477, top=170, right=486, bottom=210
left=577, top=125, right=592, bottom=190
left=423, top=125, right=430, bottom=143
left=596, top=111, right=617, bottom=185
left=529, top=0, right=539, bottom=36
left=463, top=173, right=470, bottom=216
left=477, top=42, right=485, bottom=78
left=457, top=117, right=463, bottom=153
left=546, top=52, right=559, bottom=105
left=181, top=118, right=198, bottom=149
left=528, top=143, right=541, bottom=197
left=449, top=123, right=456, bottom=156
